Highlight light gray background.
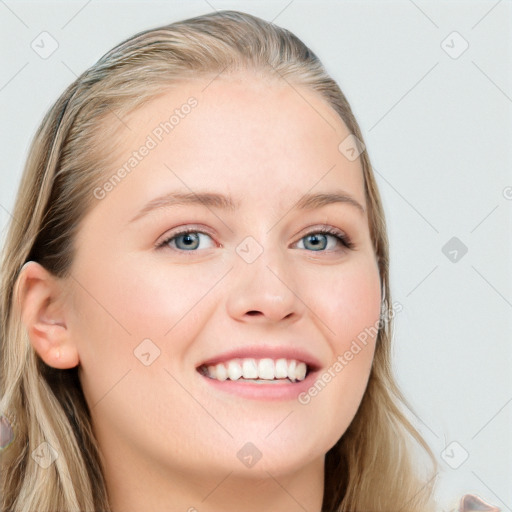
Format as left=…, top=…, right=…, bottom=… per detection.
left=1, top=1, right=511, bottom=510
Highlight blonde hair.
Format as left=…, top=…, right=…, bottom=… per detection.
left=1, top=10, right=437, bottom=511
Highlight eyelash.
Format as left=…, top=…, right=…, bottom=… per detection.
left=156, top=226, right=355, bottom=252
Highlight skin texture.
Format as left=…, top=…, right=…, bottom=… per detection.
left=19, top=72, right=382, bottom=512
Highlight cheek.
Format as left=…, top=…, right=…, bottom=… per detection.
left=108, top=258, right=228, bottom=355
left=70, top=253, right=225, bottom=395
left=298, top=254, right=381, bottom=442
left=70, top=256, right=215, bottom=452
left=72, top=250, right=221, bottom=337
left=313, top=255, right=382, bottom=345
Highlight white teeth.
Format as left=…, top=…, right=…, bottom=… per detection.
left=203, top=357, right=310, bottom=382
left=295, top=362, right=307, bottom=381
left=215, top=363, right=228, bottom=381
left=242, top=358, right=258, bottom=379
left=227, top=360, right=242, bottom=381
left=275, top=358, right=288, bottom=378
left=258, top=358, right=275, bottom=380
left=287, top=360, right=296, bottom=379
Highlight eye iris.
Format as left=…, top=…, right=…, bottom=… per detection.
left=176, top=232, right=200, bottom=250
left=304, top=233, right=327, bottom=251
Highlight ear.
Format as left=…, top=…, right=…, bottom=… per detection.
left=16, top=261, right=79, bottom=369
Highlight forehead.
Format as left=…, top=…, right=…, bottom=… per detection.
left=98, top=72, right=366, bottom=214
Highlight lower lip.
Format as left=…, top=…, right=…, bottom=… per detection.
left=198, top=370, right=319, bottom=401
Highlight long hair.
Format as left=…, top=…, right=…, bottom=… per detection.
left=0, top=10, right=437, bottom=511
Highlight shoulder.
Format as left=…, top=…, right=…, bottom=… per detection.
left=457, top=494, right=500, bottom=511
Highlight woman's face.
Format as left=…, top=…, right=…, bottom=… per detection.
left=67, top=73, right=381, bottom=485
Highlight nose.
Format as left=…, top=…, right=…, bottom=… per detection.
left=225, top=243, right=304, bottom=325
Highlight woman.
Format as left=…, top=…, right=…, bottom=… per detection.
left=0, top=9, right=500, bottom=512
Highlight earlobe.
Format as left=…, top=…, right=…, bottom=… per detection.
left=16, top=261, right=79, bottom=369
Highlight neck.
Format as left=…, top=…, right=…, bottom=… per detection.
left=104, top=449, right=325, bottom=512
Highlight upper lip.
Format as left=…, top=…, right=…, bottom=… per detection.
left=196, top=345, right=323, bottom=372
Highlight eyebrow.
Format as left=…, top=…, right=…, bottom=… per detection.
left=129, top=189, right=365, bottom=223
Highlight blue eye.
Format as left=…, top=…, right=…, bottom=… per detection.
left=159, top=230, right=215, bottom=251
left=295, top=228, right=353, bottom=252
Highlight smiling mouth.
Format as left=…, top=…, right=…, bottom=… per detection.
left=197, top=357, right=311, bottom=383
